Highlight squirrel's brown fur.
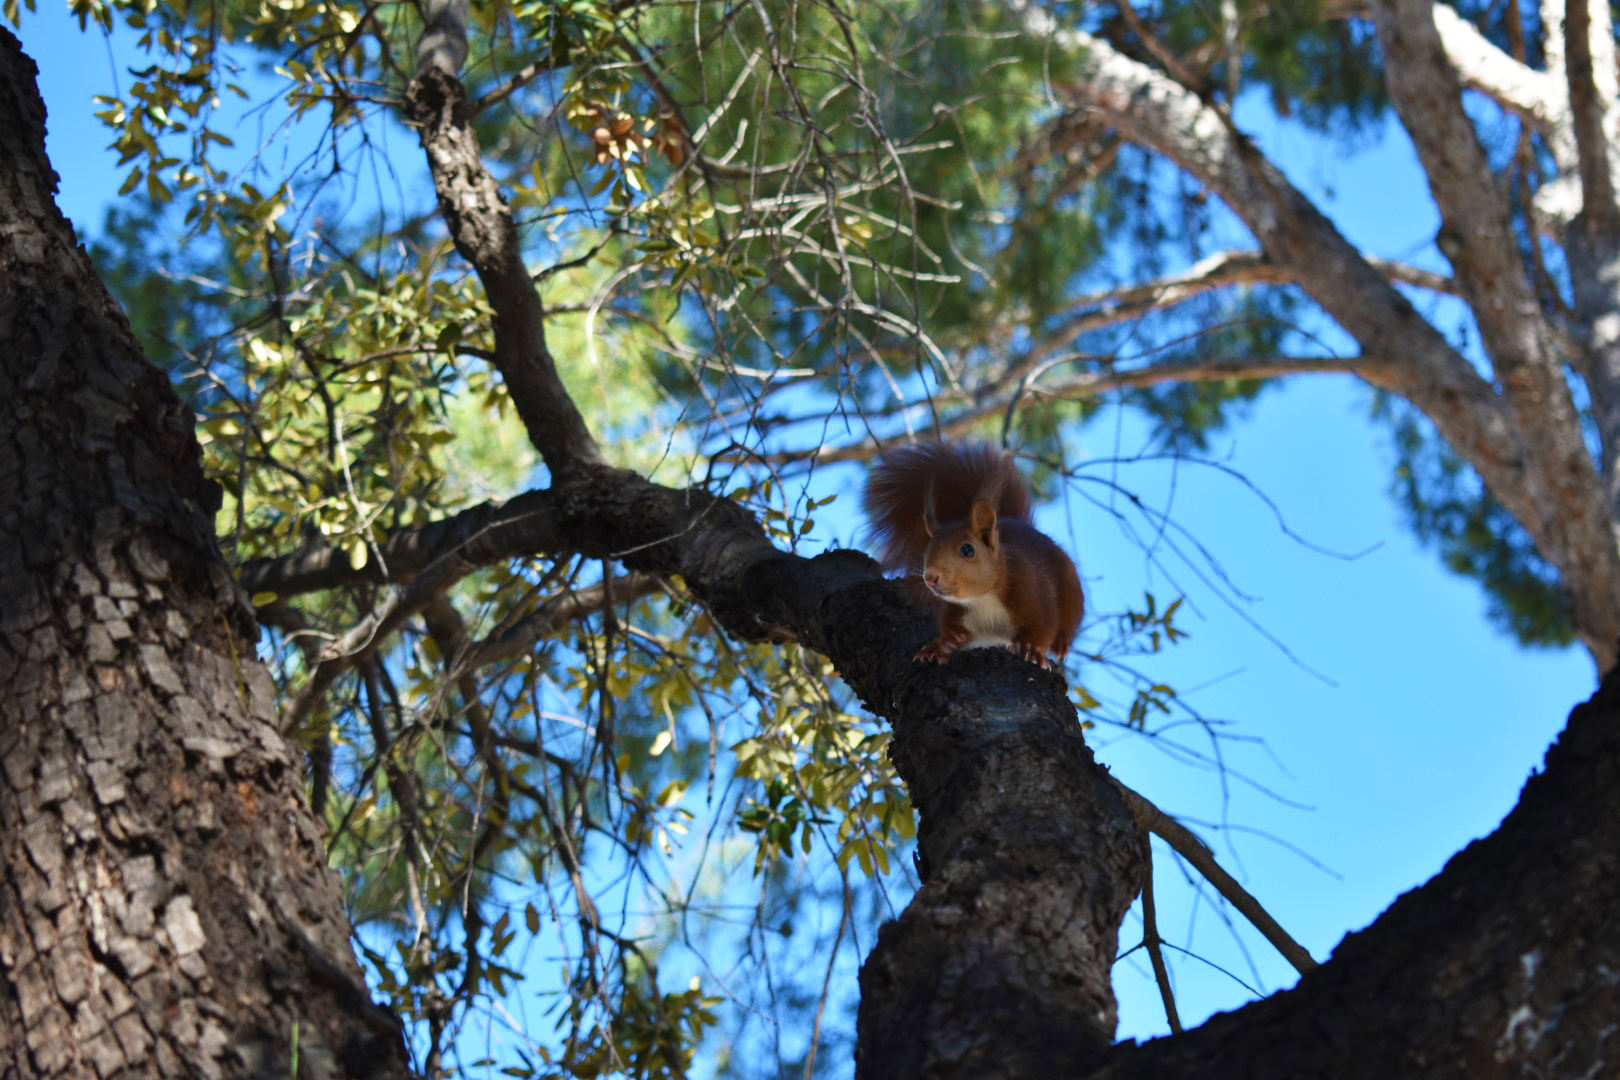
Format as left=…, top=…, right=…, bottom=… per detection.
left=862, top=442, right=1082, bottom=668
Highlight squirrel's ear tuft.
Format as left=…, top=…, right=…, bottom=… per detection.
left=969, top=499, right=998, bottom=545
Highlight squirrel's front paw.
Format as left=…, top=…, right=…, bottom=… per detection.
left=915, top=630, right=968, bottom=663
left=1011, top=641, right=1052, bottom=669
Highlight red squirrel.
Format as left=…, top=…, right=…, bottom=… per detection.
left=862, top=442, right=1083, bottom=669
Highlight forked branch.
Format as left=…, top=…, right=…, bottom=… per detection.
left=1115, top=779, right=1318, bottom=977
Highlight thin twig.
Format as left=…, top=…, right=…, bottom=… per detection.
left=1140, top=842, right=1183, bottom=1033
left=1113, top=778, right=1318, bottom=976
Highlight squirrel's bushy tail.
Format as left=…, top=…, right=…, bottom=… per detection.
left=861, top=442, right=1033, bottom=571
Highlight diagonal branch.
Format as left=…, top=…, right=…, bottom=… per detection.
left=402, top=70, right=601, bottom=474
left=1427, top=3, right=1568, bottom=135
left=1371, top=0, right=1564, bottom=381
left=1115, top=780, right=1317, bottom=977
left=1046, top=10, right=1620, bottom=665
left=1051, top=18, right=1515, bottom=435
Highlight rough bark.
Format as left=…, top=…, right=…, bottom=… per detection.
left=1093, top=655, right=1620, bottom=1079
left=853, top=653, right=1144, bottom=1078
left=401, top=68, right=601, bottom=476
left=11, top=5, right=1609, bottom=1076
left=0, top=29, right=411, bottom=1079
left=1560, top=0, right=1620, bottom=534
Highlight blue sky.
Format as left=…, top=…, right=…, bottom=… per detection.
left=12, top=2, right=1598, bottom=1060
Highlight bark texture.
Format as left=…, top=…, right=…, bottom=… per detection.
left=13, top=4, right=1612, bottom=1074
left=1094, top=657, right=1620, bottom=1079
left=0, top=30, right=410, bottom=1079
left=853, top=652, right=1144, bottom=1078
left=402, top=68, right=601, bottom=475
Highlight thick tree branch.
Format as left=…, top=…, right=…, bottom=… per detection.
left=1372, top=0, right=1565, bottom=387
left=1099, top=660, right=1620, bottom=1078
left=1564, top=0, right=1618, bottom=234
left=1052, top=19, right=1520, bottom=457
left=240, top=490, right=560, bottom=597
left=417, top=0, right=468, bottom=76
left=520, top=467, right=1149, bottom=1074
left=1562, top=0, right=1620, bottom=550
left=1428, top=3, right=1567, bottom=132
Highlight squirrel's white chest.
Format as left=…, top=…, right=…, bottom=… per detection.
left=950, top=593, right=1017, bottom=648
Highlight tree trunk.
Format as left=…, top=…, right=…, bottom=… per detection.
left=6, top=12, right=1619, bottom=1080
left=0, top=29, right=411, bottom=1079
left=853, top=653, right=1144, bottom=1078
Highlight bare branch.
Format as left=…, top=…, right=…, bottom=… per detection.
left=799, top=352, right=1390, bottom=466
left=1022, top=252, right=1294, bottom=367
left=1371, top=0, right=1620, bottom=662
left=1428, top=3, right=1567, bottom=134
left=1115, top=780, right=1318, bottom=978
left=459, top=573, right=664, bottom=670
left=279, top=532, right=484, bottom=735
left=1138, top=847, right=1185, bottom=1034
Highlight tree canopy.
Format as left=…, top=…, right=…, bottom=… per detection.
left=4, top=0, right=1620, bottom=1076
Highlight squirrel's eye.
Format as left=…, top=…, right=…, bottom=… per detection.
left=959, top=542, right=975, bottom=558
